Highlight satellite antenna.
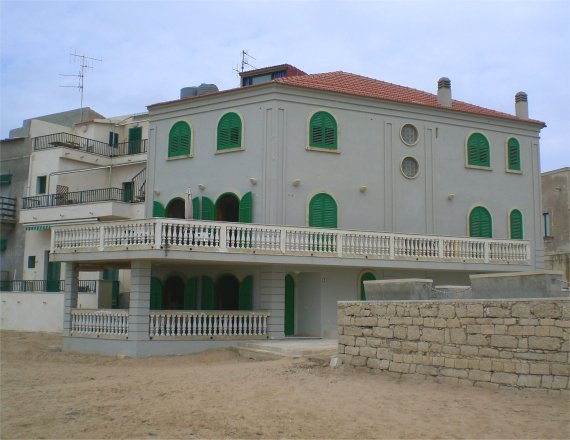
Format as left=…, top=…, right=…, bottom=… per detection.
left=60, top=51, right=102, bottom=122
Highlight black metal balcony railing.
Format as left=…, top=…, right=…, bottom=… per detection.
left=22, top=187, right=134, bottom=209
left=0, top=279, right=103, bottom=293
left=33, top=133, right=147, bottom=157
left=0, top=197, right=17, bottom=220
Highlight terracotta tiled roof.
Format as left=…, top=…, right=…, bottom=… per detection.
left=274, top=71, right=545, bottom=126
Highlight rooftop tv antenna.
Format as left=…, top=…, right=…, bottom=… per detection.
left=59, top=51, right=102, bottom=122
left=233, top=50, right=256, bottom=75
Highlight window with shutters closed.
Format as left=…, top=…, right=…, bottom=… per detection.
left=168, top=121, right=191, bottom=158
left=506, top=137, right=521, bottom=172
left=309, top=193, right=338, bottom=228
left=469, top=206, right=492, bottom=238
left=509, top=209, right=523, bottom=240
left=309, top=111, right=338, bottom=151
left=217, top=112, right=242, bottom=151
left=466, top=132, right=490, bottom=168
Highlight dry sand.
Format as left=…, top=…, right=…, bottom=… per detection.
left=1, top=331, right=568, bottom=439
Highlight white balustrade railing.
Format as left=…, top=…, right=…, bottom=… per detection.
left=52, top=218, right=531, bottom=265
left=71, top=309, right=129, bottom=337
left=149, top=310, right=270, bottom=338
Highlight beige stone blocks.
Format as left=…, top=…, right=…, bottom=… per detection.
left=338, top=299, right=569, bottom=391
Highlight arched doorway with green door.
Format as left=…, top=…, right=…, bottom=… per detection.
left=359, top=271, right=376, bottom=300
left=163, top=274, right=185, bottom=310
left=309, top=193, right=337, bottom=228
left=215, top=193, right=240, bottom=222
left=166, top=197, right=185, bottom=219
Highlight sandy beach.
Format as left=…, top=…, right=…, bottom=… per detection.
left=1, top=331, right=568, bottom=439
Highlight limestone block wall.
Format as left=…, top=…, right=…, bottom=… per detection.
left=338, top=299, right=569, bottom=392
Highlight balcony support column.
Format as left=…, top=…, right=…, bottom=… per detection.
left=128, top=260, right=151, bottom=343
left=260, top=267, right=286, bottom=338
left=63, top=263, right=79, bottom=336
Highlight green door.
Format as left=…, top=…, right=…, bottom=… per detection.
left=184, top=277, right=198, bottom=310
left=122, top=182, right=133, bottom=203
left=45, top=251, right=61, bottom=292
left=238, top=275, right=253, bottom=310
left=201, top=197, right=215, bottom=221
left=150, top=277, right=163, bottom=310
left=359, top=272, right=376, bottom=300
left=128, top=127, right=142, bottom=154
left=285, top=274, right=295, bottom=336
left=201, top=276, right=215, bottom=310
left=469, top=207, right=492, bottom=238
left=103, top=268, right=120, bottom=308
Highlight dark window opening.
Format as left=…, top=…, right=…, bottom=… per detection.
left=215, top=193, right=239, bottom=222
left=166, top=198, right=185, bottom=219
left=163, top=276, right=185, bottom=310
left=215, top=274, right=239, bottom=310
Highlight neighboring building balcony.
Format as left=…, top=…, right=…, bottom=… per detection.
left=70, top=309, right=271, bottom=340
left=50, top=218, right=531, bottom=270
left=0, top=279, right=98, bottom=293
left=33, top=132, right=147, bottom=158
left=20, top=188, right=145, bottom=224
left=0, top=196, right=17, bottom=222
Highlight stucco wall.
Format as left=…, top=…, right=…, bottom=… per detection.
left=338, top=298, right=569, bottom=392
left=0, top=292, right=97, bottom=332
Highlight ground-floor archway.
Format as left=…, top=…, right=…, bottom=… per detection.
left=163, top=275, right=185, bottom=309
left=215, top=274, right=239, bottom=310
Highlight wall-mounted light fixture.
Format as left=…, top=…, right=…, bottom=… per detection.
left=292, top=179, right=301, bottom=187
left=198, top=184, right=206, bottom=191
left=359, top=185, right=367, bottom=193
left=249, top=178, right=257, bottom=185
left=448, top=193, right=455, bottom=201
left=153, top=189, right=160, bottom=196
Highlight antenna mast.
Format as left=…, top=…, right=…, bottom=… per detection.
left=233, top=50, right=256, bottom=76
left=60, top=51, right=102, bottom=122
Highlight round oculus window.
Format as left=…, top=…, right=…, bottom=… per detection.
left=401, top=124, right=419, bottom=145
left=401, top=156, right=419, bottom=179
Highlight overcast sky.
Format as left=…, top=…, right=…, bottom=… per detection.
left=1, top=0, right=568, bottom=172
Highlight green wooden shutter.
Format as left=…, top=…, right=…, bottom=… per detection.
left=239, top=275, right=253, bottom=310
left=192, top=197, right=200, bottom=220
left=168, top=121, right=191, bottom=157
left=285, top=274, right=295, bottom=336
left=507, top=138, right=521, bottom=171
left=122, top=182, right=133, bottom=202
left=310, top=111, right=337, bottom=149
left=46, top=260, right=61, bottom=292
left=239, top=192, right=253, bottom=223
left=469, top=206, right=492, bottom=238
left=128, top=127, right=142, bottom=154
left=467, top=133, right=490, bottom=167
left=360, top=272, right=376, bottom=300
left=184, top=277, right=198, bottom=310
left=201, top=196, right=214, bottom=220
left=108, top=131, right=118, bottom=147
left=201, top=276, right=215, bottom=310
left=309, top=193, right=337, bottom=228
left=510, top=209, right=523, bottom=240
left=150, top=277, right=163, bottom=310
left=153, top=201, right=165, bottom=217
left=217, top=113, right=241, bottom=150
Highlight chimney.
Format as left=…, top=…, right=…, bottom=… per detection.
left=437, top=77, right=452, bottom=107
left=515, top=92, right=528, bottom=119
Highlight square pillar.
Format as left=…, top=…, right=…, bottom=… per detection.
left=129, top=260, right=151, bottom=342
left=63, top=262, right=79, bottom=336
left=260, top=267, right=285, bottom=338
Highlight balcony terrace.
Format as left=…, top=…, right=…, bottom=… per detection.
left=50, top=218, right=531, bottom=271
left=33, top=132, right=147, bottom=157
left=0, top=197, right=16, bottom=221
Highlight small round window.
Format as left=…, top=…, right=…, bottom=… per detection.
left=400, top=124, right=419, bottom=146
left=401, top=156, right=419, bottom=179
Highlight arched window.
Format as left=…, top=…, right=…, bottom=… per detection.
left=217, top=112, right=242, bottom=151
left=469, top=206, right=492, bottom=238
left=467, top=133, right=490, bottom=167
left=309, top=111, right=337, bottom=150
left=168, top=121, right=191, bottom=157
left=309, top=193, right=337, bottom=228
left=507, top=137, right=521, bottom=171
left=509, top=209, right=523, bottom=240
